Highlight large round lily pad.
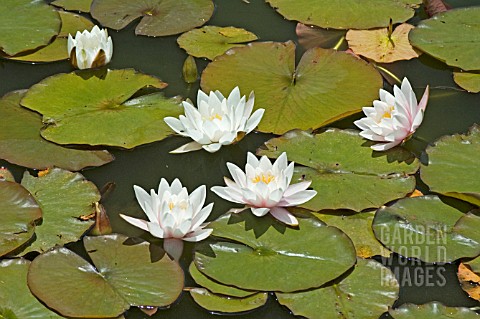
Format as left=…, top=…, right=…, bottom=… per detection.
left=0, top=0, right=61, bottom=56
left=194, top=212, right=356, bottom=292
left=189, top=288, right=268, bottom=313
left=421, top=125, right=480, bottom=206
left=0, top=259, right=64, bottom=318
left=201, top=41, right=382, bottom=134
left=20, top=168, right=99, bottom=254
left=0, top=181, right=41, bottom=257
left=409, top=7, right=480, bottom=71
left=454, top=71, right=480, bottom=93
left=265, top=0, right=422, bottom=30
left=0, top=91, right=113, bottom=170
left=21, top=69, right=183, bottom=149
left=276, top=258, right=399, bottom=319
left=28, top=234, right=184, bottom=318
left=177, top=26, right=258, bottom=60
left=389, top=302, right=480, bottom=318
left=372, top=195, right=480, bottom=262
left=91, top=0, right=214, bottom=37
left=257, top=129, right=418, bottom=211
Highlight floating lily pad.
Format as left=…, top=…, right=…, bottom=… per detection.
left=409, top=7, right=480, bottom=71
left=194, top=213, right=356, bottom=292
left=9, top=11, right=95, bottom=62
left=52, top=0, right=93, bottom=12
left=372, top=195, right=480, bottom=263
left=458, top=263, right=480, bottom=301
left=421, top=125, right=480, bottom=206
left=28, top=234, right=184, bottom=318
left=189, top=262, right=256, bottom=298
left=189, top=288, right=268, bottom=313
left=466, top=255, right=480, bottom=274
left=296, top=23, right=346, bottom=50
left=91, top=0, right=214, bottom=37
left=346, top=23, right=420, bottom=63
left=389, top=302, right=480, bottom=318
left=177, top=26, right=258, bottom=60
left=314, top=211, right=390, bottom=258
left=21, top=69, right=183, bottom=149
left=265, top=0, right=421, bottom=30
left=0, top=181, right=41, bottom=257
left=257, top=129, right=418, bottom=211
left=454, top=71, right=480, bottom=93
left=0, top=0, right=61, bottom=56
left=0, top=91, right=113, bottom=170
left=276, top=258, right=399, bottom=319
left=0, top=259, right=64, bottom=318
left=201, top=41, right=382, bottom=134
left=20, top=168, right=99, bottom=254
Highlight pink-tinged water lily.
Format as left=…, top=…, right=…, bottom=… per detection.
left=120, top=178, right=213, bottom=260
left=164, top=87, right=264, bottom=153
left=354, top=78, right=429, bottom=151
left=211, top=152, right=317, bottom=226
left=68, top=25, right=113, bottom=70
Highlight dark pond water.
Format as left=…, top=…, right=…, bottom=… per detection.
left=1, top=0, right=480, bottom=318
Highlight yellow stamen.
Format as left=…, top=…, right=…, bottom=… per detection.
left=382, top=106, right=395, bottom=119
left=252, top=173, right=275, bottom=184
left=168, top=201, right=175, bottom=210
left=209, top=113, right=222, bottom=121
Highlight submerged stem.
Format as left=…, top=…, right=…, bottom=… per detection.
left=374, top=65, right=402, bottom=85
left=332, top=36, right=345, bottom=51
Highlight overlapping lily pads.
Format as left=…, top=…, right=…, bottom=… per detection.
left=189, top=288, right=268, bottom=313
left=0, top=91, right=113, bottom=170
left=409, top=7, right=480, bottom=71
left=21, top=69, right=183, bottom=149
left=177, top=26, right=258, bottom=60
left=421, top=125, right=480, bottom=206
left=389, top=302, right=480, bottom=318
left=276, top=258, right=399, bottom=319
left=454, top=72, right=480, bottom=93
left=20, top=168, right=99, bottom=254
left=91, top=0, right=214, bottom=37
left=0, top=0, right=61, bottom=56
left=28, top=234, right=184, bottom=318
left=194, top=212, right=356, bottom=292
left=372, top=195, right=480, bottom=262
left=201, top=41, right=382, bottom=134
left=0, top=180, right=41, bottom=257
left=257, top=129, right=418, bottom=211
left=52, top=0, right=92, bottom=12
left=265, top=0, right=422, bottom=29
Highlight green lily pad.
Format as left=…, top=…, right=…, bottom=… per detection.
left=0, top=91, right=113, bottom=171
left=189, top=288, right=268, bottom=313
left=0, top=181, right=41, bottom=257
left=189, top=262, right=256, bottom=298
left=91, top=0, right=214, bottom=37
left=454, top=71, right=480, bottom=93
left=409, top=7, right=480, bottom=71
left=177, top=26, right=258, bottom=60
left=21, top=69, right=183, bottom=149
left=201, top=41, right=382, bottom=134
left=465, top=256, right=480, bottom=274
left=52, top=0, right=93, bottom=12
left=276, top=258, right=399, bottom=319
left=20, top=168, right=99, bottom=254
left=194, top=213, right=356, bottom=292
left=389, top=302, right=480, bottom=318
left=314, top=211, right=390, bottom=258
left=28, top=234, right=184, bottom=318
left=421, top=125, right=480, bottom=206
left=0, top=0, right=61, bottom=56
left=257, top=129, right=418, bottom=211
left=0, top=259, right=64, bottom=318
left=265, top=0, right=421, bottom=30
left=372, top=195, right=480, bottom=263
left=9, top=11, right=94, bottom=62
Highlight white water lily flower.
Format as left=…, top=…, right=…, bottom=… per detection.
left=354, top=77, right=429, bottom=151
left=67, top=25, right=113, bottom=70
left=211, top=152, right=317, bottom=226
left=164, top=87, right=265, bottom=153
left=120, top=178, right=213, bottom=260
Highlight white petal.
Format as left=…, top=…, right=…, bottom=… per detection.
left=244, top=108, right=264, bottom=133
left=278, top=189, right=317, bottom=207
left=283, top=181, right=311, bottom=197
left=119, top=214, right=149, bottom=232
left=191, top=203, right=213, bottom=230
left=211, top=186, right=245, bottom=204
left=251, top=207, right=270, bottom=217
left=133, top=185, right=150, bottom=213
left=164, top=117, right=186, bottom=134
left=270, top=207, right=298, bottom=226
left=147, top=222, right=166, bottom=238
left=163, top=238, right=184, bottom=260
left=170, top=141, right=204, bottom=153
left=371, top=141, right=400, bottom=151
left=226, top=162, right=247, bottom=187
left=184, top=228, right=213, bottom=242
left=202, top=143, right=223, bottom=153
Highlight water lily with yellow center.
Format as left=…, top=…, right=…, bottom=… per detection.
left=120, top=178, right=213, bottom=260
left=354, top=77, right=429, bottom=151
left=67, top=25, right=113, bottom=70
left=164, top=87, right=265, bottom=153
left=211, top=152, right=317, bottom=226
